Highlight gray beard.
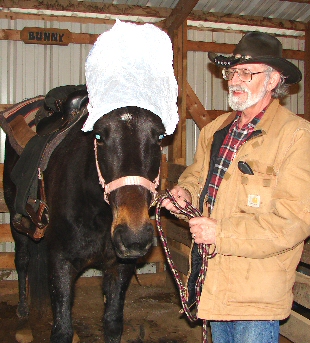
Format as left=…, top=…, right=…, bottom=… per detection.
left=228, top=79, right=269, bottom=111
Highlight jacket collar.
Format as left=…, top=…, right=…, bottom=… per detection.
left=218, top=99, right=280, bottom=134
left=253, top=99, right=280, bottom=134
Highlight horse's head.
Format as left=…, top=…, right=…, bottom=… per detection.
left=93, top=106, right=165, bottom=259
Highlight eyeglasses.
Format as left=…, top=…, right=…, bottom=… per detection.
left=222, top=68, right=268, bottom=82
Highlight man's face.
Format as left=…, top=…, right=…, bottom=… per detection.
left=227, top=63, right=271, bottom=111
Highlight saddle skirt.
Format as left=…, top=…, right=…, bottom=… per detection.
left=0, top=85, right=88, bottom=240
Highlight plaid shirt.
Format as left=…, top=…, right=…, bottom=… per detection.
left=207, top=109, right=265, bottom=212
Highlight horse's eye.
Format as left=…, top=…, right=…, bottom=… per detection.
left=158, top=134, right=165, bottom=144
left=95, top=134, right=104, bottom=145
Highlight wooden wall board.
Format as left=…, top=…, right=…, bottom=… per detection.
left=1, top=1, right=307, bottom=32
left=0, top=252, right=14, bottom=270
left=0, top=224, right=12, bottom=243
left=280, top=310, right=310, bottom=343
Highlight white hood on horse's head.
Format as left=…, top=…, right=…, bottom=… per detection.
left=82, top=19, right=179, bottom=136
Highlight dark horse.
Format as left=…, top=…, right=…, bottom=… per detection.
left=3, top=91, right=165, bottom=343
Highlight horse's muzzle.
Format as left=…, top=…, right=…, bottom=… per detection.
left=112, top=221, right=154, bottom=259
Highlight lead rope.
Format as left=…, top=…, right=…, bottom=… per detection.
left=154, top=190, right=216, bottom=343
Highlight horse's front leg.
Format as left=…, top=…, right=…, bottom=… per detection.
left=103, top=262, right=135, bottom=343
left=13, top=231, right=34, bottom=343
left=13, top=232, right=31, bottom=320
left=49, top=255, right=78, bottom=343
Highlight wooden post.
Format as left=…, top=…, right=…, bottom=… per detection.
left=304, top=23, right=310, bottom=121
left=169, top=22, right=187, bottom=165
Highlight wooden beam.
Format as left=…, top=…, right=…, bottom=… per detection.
left=0, top=0, right=171, bottom=18
left=0, top=104, right=11, bottom=111
left=0, top=1, right=307, bottom=32
left=280, top=0, right=310, bottom=3
left=280, top=310, right=310, bottom=343
left=3, top=29, right=303, bottom=60
left=0, top=9, right=116, bottom=25
left=169, top=245, right=189, bottom=275
left=301, top=239, right=310, bottom=265
left=293, top=271, right=310, bottom=309
left=0, top=252, right=15, bottom=269
left=186, top=109, right=225, bottom=121
left=0, top=224, right=12, bottom=243
left=188, top=10, right=306, bottom=31
left=187, top=40, right=305, bottom=61
left=166, top=220, right=191, bottom=248
left=166, top=162, right=186, bottom=185
left=0, top=190, right=8, bottom=212
left=163, top=0, right=199, bottom=36
left=305, top=23, right=310, bottom=121
left=169, top=23, right=187, bottom=165
left=186, top=82, right=212, bottom=130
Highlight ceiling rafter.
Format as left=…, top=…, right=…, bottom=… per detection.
left=0, top=0, right=170, bottom=18
left=163, top=0, right=199, bottom=35
left=279, top=0, right=310, bottom=3
left=188, top=10, right=305, bottom=31
left=0, top=1, right=306, bottom=32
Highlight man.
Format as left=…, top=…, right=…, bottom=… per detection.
left=163, top=31, right=310, bottom=343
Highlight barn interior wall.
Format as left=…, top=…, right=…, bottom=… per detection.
left=0, top=18, right=305, bottom=167
left=0, top=19, right=114, bottom=164
left=0, top=17, right=306, bottom=277
left=0, top=18, right=115, bottom=278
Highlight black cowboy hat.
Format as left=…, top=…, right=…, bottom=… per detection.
left=208, top=31, right=302, bottom=84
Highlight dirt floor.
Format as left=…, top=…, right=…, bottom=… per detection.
left=0, top=277, right=293, bottom=343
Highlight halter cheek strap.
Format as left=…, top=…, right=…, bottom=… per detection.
left=94, top=139, right=160, bottom=204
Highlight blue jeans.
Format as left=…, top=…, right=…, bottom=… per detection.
left=210, top=320, right=280, bottom=343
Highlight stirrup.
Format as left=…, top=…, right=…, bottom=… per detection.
left=12, top=199, right=49, bottom=241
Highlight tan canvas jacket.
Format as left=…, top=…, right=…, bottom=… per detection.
left=178, top=99, right=310, bottom=320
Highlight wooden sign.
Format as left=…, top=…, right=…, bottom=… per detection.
left=20, top=27, right=72, bottom=46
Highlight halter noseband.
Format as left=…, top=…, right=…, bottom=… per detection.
left=94, top=139, right=160, bottom=204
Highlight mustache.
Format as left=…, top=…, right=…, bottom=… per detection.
left=229, top=85, right=249, bottom=93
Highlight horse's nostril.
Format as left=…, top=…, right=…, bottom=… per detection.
left=113, top=223, right=154, bottom=258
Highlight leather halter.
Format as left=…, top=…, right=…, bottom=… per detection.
left=94, top=139, right=160, bottom=204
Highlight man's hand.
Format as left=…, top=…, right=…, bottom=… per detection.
left=161, top=186, right=192, bottom=214
left=189, top=217, right=217, bottom=245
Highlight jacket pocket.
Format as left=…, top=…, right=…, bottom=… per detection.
left=226, top=256, right=288, bottom=307
left=235, top=162, right=276, bottom=214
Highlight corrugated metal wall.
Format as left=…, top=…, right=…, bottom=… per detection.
left=186, top=29, right=304, bottom=165
left=0, top=19, right=114, bottom=163
left=0, top=19, right=114, bottom=271
left=0, top=20, right=106, bottom=105
left=0, top=20, right=305, bottom=164
left=1, top=20, right=96, bottom=247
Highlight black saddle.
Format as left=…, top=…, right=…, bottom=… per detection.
left=36, top=84, right=88, bottom=135
left=10, top=85, right=89, bottom=240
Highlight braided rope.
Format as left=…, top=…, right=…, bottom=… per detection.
left=154, top=190, right=216, bottom=343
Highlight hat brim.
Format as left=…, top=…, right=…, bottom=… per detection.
left=208, top=52, right=302, bottom=84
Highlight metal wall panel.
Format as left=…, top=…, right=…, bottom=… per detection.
left=0, top=20, right=113, bottom=161
left=79, top=0, right=310, bottom=23
left=0, top=19, right=305, bottom=173
left=0, top=19, right=113, bottom=229
left=0, top=20, right=113, bottom=105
